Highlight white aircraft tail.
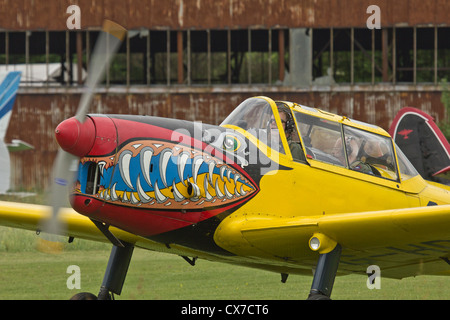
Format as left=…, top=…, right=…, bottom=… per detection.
left=0, top=71, right=21, bottom=193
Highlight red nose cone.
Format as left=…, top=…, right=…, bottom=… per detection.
left=55, top=117, right=96, bottom=157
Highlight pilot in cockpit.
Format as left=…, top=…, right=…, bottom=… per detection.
left=269, top=107, right=304, bottom=161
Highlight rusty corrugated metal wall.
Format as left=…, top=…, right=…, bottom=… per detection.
left=0, top=0, right=448, bottom=30
left=1, top=0, right=449, bottom=190
left=6, top=88, right=445, bottom=190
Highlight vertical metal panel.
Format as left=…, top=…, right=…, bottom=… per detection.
left=207, top=29, right=211, bottom=85
left=278, top=29, right=285, bottom=82
left=167, top=30, right=171, bottom=86
left=177, top=30, right=183, bottom=84
left=382, top=28, right=389, bottom=82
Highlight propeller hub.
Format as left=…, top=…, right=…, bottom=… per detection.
left=55, top=117, right=96, bottom=157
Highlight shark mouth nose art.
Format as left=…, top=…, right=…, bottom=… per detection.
left=76, top=139, right=257, bottom=210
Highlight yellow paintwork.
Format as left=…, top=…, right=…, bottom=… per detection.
left=1, top=96, right=450, bottom=280
left=216, top=97, right=450, bottom=278
left=0, top=200, right=242, bottom=266
left=0, top=200, right=181, bottom=255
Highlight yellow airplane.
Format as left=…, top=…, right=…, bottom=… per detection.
left=1, top=21, right=450, bottom=300
left=1, top=95, right=450, bottom=300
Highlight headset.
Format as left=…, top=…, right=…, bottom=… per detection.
left=275, top=103, right=295, bottom=134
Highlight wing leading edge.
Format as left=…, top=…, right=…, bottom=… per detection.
left=2, top=199, right=450, bottom=279
left=0, top=200, right=179, bottom=254
left=215, top=204, right=450, bottom=279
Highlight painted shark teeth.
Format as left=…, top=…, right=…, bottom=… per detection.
left=172, top=179, right=185, bottom=202
left=240, top=184, right=247, bottom=196
left=192, top=156, right=204, bottom=185
left=137, top=174, right=153, bottom=203
left=122, top=190, right=129, bottom=202
left=90, top=140, right=256, bottom=207
left=154, top=180, right=168, bottom=203
left=110, top=183, right=119, bottom=201
left=140, top=147, right=153, bottom=187
left=215, top=178, right=225, bottom=199
left=119, top=150, right=134, bottom=190
left=219, top=166, right=226, bottom=181
left=130, top=191, right=140, bottom=204
left=208, top=161, right=215, bottom=187
left=98, top=161, right=106, bottom=176
left=178, top=152, right=190, bottom=186
left=204, top=173, right=213, bottom=201
left=234, top=174, right=241, bottom=196
left=224, top=182, right=233, bottom=199
left=160, top=149, right=172, bottom=188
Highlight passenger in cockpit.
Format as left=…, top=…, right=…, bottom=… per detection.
left=333, top=136, right=359, bottom=165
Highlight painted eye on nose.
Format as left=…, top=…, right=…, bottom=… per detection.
left=223, top=135, right=240, bottom=152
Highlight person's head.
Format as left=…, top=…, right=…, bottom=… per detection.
left=333, top=136, right=359, bottom=164
left=272, top=107, right=294, bottom=137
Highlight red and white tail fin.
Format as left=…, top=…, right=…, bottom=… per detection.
left=389, top=107, right=450, bottom=183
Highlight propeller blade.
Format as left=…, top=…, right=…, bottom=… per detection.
left=37, top=151, right=78, bottom=253
left=38, top=20, right=126, bottom=253
left=75, top=20, right=126, bottom=122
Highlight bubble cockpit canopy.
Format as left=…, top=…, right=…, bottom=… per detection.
left=221, top=96, right=420, bottom=182
left=221, top=97, right=288, bottom=155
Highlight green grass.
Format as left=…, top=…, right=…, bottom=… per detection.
left=0, top=228, right=450, bottom=300
left=0, top=226, right=111, bottom=252
left=1, top=192, right=449, bottom=300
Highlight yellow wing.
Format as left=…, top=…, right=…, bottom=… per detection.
left=3, top=199, right=450, bottom=279
left=215, top=204, right=450, bottom=279
left=0, top=200, right=185, bottom=256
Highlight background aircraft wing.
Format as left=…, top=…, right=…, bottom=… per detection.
left=217, top=204, right=450, bottom=279
left=0, top=71, right=22, bottom=193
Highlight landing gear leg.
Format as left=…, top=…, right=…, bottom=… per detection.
left=308, top=244, right=341, bottom=300
left=97, top=242, right=134, bottom=300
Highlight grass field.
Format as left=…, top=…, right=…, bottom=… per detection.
left=1, top=226, right=450, bottom=300
left=1, top=193, right=449, bottom=300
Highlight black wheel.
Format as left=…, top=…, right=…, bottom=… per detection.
left=307, top=293, right=331, bottom=300
left=70, top=292, right=98, bottom=300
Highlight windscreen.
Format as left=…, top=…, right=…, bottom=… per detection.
left=221, top=97, right=286, bottom=155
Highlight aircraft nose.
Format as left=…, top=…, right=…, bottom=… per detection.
left=55, top=117, right=96, bottom=157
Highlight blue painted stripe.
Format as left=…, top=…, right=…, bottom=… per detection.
left=0, top=71, right=21, bottom=119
